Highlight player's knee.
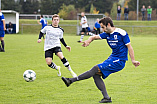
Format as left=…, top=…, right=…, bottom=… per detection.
left=88, top=65, right=99, bottom=76
left=61, top=57, right=69, bottom=67
left=46, top=61, right=52, bottom=66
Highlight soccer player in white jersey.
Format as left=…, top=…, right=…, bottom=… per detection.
left=37, top=14, right=77, bottom=78
left=37, top=15, right=48, bottom=40
left=77, top=12, right=88, bottom=42
left=62, top=17, right=140, bottom=103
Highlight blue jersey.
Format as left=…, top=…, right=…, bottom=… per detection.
left=0, top=12, right=5, bottom=31
left=40, top=18, right=47, bottom=29
left=95, top=22, right=101, bottom=28
left=99, top=28, right=130, bottom=61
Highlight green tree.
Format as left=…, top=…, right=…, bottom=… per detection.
left=90, top=3, right=94, bottom=13
left=1, top=0, right=21, bottom=11
left=110, top=2, right=118, bottom=19
left=58, top=4, right=76, bottom=20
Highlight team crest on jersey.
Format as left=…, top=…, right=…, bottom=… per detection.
left=114, top=35, right=117, bottom=40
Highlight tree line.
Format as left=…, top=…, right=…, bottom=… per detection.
left=1, top=0, right=157, bottom=20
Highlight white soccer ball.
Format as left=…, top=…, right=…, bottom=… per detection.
left=23, top=70, right=36, bottom=82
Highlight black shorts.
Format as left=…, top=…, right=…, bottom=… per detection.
left=81, top=27, right=88, bottom=32
left=45, top=47, right=62, bottom=59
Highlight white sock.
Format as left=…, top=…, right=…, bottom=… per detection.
left=67, top=65, right=72, bottom=71
left=80, top=35, right=84, bottom=41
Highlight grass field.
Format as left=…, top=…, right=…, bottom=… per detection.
left=0, top=34, right=157, bottom=104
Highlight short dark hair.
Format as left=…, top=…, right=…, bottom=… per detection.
left=52, top=14, right=59, bottom=20
left=99, top=17, right=114, bottom=27
left=41, top=15, right=43, bottom=18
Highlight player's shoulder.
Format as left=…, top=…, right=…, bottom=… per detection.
left=0, top=12, right=2, bottom=16
left=115, top=28, right=127, bottom=36
left=58, top=26, right=64, bottom=32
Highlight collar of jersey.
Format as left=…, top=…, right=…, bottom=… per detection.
left=51, top=24, right=60, bottom=28
left=110, top=28, right=117, bottom=35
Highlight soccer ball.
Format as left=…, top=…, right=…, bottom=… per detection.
left=23, top=70, right=36, bottom=82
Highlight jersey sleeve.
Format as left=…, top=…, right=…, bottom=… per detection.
left=99, top=32, right=108, bottom=39
left=1, top=14, right=5, bottom=20
left=59, top=27, right=64, bottom=39
left=122, top=33, right=130, bottom=45
left=60, top=30, right=63, bottom=39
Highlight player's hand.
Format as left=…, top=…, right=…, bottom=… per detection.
left=4, top=27, right=6, bottom=31
left=66, top=46, right=71, bottom=52
left=82, top=41, right=90, bottom=47
left=132, top=60, right=140, bottom=68
left=80, top=22, right=82, bottom=26
left=37, top=39, right=42, bottom=43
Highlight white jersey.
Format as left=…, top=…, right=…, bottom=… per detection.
left=81, top=16, right=88, bottom=28
left=41, top=25, right=63, bottom=51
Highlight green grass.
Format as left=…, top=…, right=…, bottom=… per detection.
left=0, top=34, right=157, bottom=104
left=19, top=19, right=157, bottom=36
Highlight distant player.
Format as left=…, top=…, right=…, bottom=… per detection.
left=37, top=15, right=48, bottom=39
left=62, top=17, right=140, bottom=103
left=77, top=12, right=88, bottom=42
left=0, top=10, right=6, bottom=52
left=37, top=14, right=77, bottom=78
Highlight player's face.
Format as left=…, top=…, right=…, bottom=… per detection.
left=100, top=23, right=111, bottom=33
left=52, top=17, right=59, bottom=27
left=100, top=23, right=107, bottom=32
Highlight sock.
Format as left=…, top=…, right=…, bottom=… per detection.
left=0, top=45, right=2, bottom=50
left=61, top=57, right=72, bottom=71
left=93, top=74, right=110, bottom=99
left=70, top=65, right=98, bottom=83
left=48, top=62, right=58, bottom=70
left=80, top=35, right=84, bottom=41
left=1, top=40, right=4, bottom=50
left=67, top=65, right=72, bottom=71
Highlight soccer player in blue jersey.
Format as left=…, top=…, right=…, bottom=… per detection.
left=0, top=10, right=6, bottom=52
left=37, top=15, right=48, bottom=39
left=62, top=17, right=140, bottom=103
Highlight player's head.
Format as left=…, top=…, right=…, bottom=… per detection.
left=52, top=14, right=60, bottom=27
left=97, top=18, right=99, bottom=22
left=40, top=15, right=43, bottom=18
left=99, top=17, right=114, bottom=33
left=81, top=12, right=85, bottom=17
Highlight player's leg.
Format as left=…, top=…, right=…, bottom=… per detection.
left=61, top=65, right=99, bottom=87
left=85, top=27, right=88, bottom=35
left=42, top=34, right=45, bottom=40
left=93, top=74, right=112, bottom=103
left=78, top=28, right=85, bottom=42
left=0, top=36, right=5, bottom=52
left=45, top=49, right=61, bottom=76
left=56, top=51, right=77, bottom=77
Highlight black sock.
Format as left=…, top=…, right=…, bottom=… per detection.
left=48, top=62, right=57, bottom=69
left=1, top=40, right=4, bottom=50
left=0, top=45, right=1, bottom=50
left=93, top=74, right=110, bottom=99
left=70, top=65, right=99, bottom=83
left=61, top=57, right=69, bottom=67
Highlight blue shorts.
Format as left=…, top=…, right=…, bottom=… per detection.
left=97, top=57, right=126, bottom=79
left=0, top=30, right=5, bottom=37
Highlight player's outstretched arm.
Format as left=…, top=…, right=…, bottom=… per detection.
left=37, top=20, right=41, bottom=25
left=37, top=31, right=44, bottom=43
left=126, top=43, right=140, bottom=67
left=82, top=35, right=101, bottom=47
left=60, top=38, right=71, bottom=52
